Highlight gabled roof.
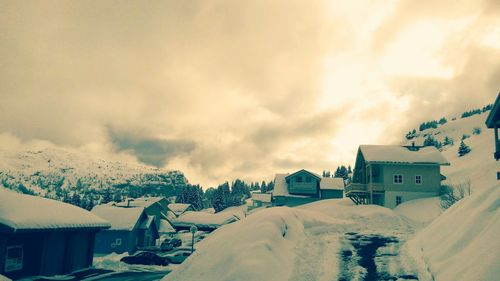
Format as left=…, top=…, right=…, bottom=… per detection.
left=158, top=219, right=176, bottom=233
left=115, top=197, right=166, bottom=209
left=0, top=188, right=110, bottom=234
left=91, top=205, right=145, bottom=231
left=167, top=203, right=193, bottom=216
left=284, top=169, right=321, bottom=181
left=320, top=177, right=345, bottom=190
left=272, top=173, right=290, bottom=196
left=359, top=145, right=450, bottom=165
left=139, top=215, right=155, bottom=230
left=486, top=92, right=500, bottom=128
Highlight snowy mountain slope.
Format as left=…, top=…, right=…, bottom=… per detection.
left=0, top=146, right=188, bottom=198
left=405, top=113, right=499, bottom=192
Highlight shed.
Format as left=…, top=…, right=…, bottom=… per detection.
left=91, top=205, right=159, bottom=254
left=320, top=177, right=345, bottom=199
left=0, top=188, right=110, bottom=280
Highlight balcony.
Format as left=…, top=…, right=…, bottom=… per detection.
left=345, top=183, right=385, bottom=194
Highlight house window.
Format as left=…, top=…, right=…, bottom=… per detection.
left=396, top=196, right=402, bottom=206
left=111, top=238, right=122, bottom=248
left=415, top=175, right=422, bottom=185
left=393, top=174, right=403, bottom=184
left=296, top=176, right=303, bottom=183
left=4, top=245, right=23, bottom=272
left=306, top=176, right=312, bottom=183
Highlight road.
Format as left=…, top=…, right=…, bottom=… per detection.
left=86, top=270, right=171, bottom=281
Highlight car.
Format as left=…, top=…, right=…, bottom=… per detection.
left=160, top=238, right=182, bottom=250
left=120, top=251, right=169, bottom=266
left=163, top=250, right=192, bottom=264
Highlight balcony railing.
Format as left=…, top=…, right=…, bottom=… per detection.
left=345, top=182, right=385, bottom=193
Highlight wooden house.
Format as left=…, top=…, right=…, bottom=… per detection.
left=272, top=169, right=344, bottom=207
left=91, top=205, right=159, bottom=254
left=0, top=189, right=110, bottom=280
left=166, top=203, right=194, bottom=217
left=346, top=145, right=449, bottom=208
left=485, top=92, right=500, bottom=161
left=250, top=192, right=272, bottom=209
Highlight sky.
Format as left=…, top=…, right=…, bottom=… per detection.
left=0, top=0, right=499, bottom=188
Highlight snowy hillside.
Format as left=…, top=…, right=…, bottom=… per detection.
left=404, top=112, right=498, bottom=191
left=0, top=146, right=188, bottom=199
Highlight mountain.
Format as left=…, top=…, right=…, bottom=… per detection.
left=0, top=146, right=188, bottom=205
left=403, top=111, right=497, bottom=192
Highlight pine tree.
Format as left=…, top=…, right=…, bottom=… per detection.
left=458, top=140, right=471, bottom=157
left=101, top=187, right=113, bottom=204
left=71, top=193, right=82, bottom=207
left=261, top=181, right=268, bottom=193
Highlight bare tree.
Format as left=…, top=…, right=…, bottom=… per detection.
left=440, top=181, right=471, bottom=209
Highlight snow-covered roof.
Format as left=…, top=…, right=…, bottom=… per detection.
left=115, top=197, right=166, bottom=208
left=91, top=205, right=145, bottom=231
left=158, top=219, right=176, bottom=233
left=485, top=92, right=500, bottom=128
left=167, top=203, right=193, bottom=216
left=320, top=177, right=345, bottom=190
left=252, top=193, right=272, bottom=203
left=359, top=145, right=450, bottom=165
left=285, top=169, right=321, bottom=181
left=272, top=173, right=289, bottom=196
left=172, top=211, right=239, bottom=229
left=0, top=188, right=110, bottom=233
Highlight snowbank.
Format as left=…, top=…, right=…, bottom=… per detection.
left=172, top=211, right=240, bottom=229
left=394, top=197, right=443, bottom=225
left=409, top=183, right=500, bottom=281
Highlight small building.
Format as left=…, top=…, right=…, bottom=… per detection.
left=272, top=169, right=345, bottom=207
left=0, top=188, right=110, bottom=280
left=167, top=203, right=195, bottom=217
left=115, top=197, right=175, bottom=236
left=345, top=145, right=449, bottom=208
left=485, top=92, right=500, bottom=161
left=251, top=193, right=272, bottom=208
left=91, top=205, right=159, bottom=254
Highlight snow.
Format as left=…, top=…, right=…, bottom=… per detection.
left=319, top=177, right=345, bottom=190
left=394, top=197, right=443, bottom=225
left=93, top=252, right=178, bottom=273
left=115, top=197, right=165, bottom=208
left=167, top=203, right=192, bottom=216
left=159, top=219, right=176, bottom=233
left=251, top=192, right=272, bottom=203
left=0, top=187, right=110, bottom=232
left=408, top=183, right=500, bottom=281
left=91, top=205, right=144, bottom=231
left=171, top=211, right=240, bottom=229
left=163, top=199, right=418, bottom=281
left=272, top=173, right=290, bottom=196
left=360, top=145, right=450, bottom=165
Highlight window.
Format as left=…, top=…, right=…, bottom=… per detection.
left=111, top=238, right=122, bottom=248
left=396, top=196, right=402, bottom=206
left=415, top=175, right=422, bottom=185
left=393, top=174, right=403, bottom=184
left=5, top=245, right=23, bottom=272
left=305, top=176, right=312, bottom=183
left=296, top=176, right=303, bottom=183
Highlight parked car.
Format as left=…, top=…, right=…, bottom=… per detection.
left=161, top=238, right=182, bottom=250
left=120, top=251, right=169, bottom=266
left=163, top=250, right=192, bottom=264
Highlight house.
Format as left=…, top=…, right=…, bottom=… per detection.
left=115, top=197, right=175, bottom=236
left=485, top=92, right=500, bottom=161
left=272, top=169, right=344, bottom=207
left=167, top=203, right=195, bottom=217
left=170, top=211, right=240, bottom=231
left=345, top=145, right=450, bottom=208
left=0, top=188, right=110, bottom=280
left=91, top=205, right=159, bottom=254
left=251, top=192, right=272, bottom=208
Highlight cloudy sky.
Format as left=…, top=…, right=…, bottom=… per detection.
left=1, top=0, right=499, bottom=187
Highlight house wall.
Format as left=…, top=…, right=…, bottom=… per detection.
left=385, top=191, right=439, bottom=209
left=273, top=196, right=318, bottom=207
left=287, top=172, right=320, bottom=196
left=1, top=231, right=96, bottom=280
left=381, top=164, right=441, bottom=193
left=94, top=230, right=137, bottom=254
left=320, top=190, right=343, bottom=199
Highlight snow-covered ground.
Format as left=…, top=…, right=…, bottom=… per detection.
left=163, top=199, right=421, bottom=281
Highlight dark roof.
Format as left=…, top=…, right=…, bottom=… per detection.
left=486, top=92, right=500, bottom=128
left=284, top=169, right=322, bottom=181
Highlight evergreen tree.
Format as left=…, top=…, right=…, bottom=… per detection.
left=443, top=136, right=454, bottom=146
left=71, top=193, right=81, bottom=207
left=101, top=187, right=113, bottom=204
left=267, top=181, right=274, bottom=191
left=261, top=181, right=267, bottom=193
left=458, top=140, right=471, bottom=157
